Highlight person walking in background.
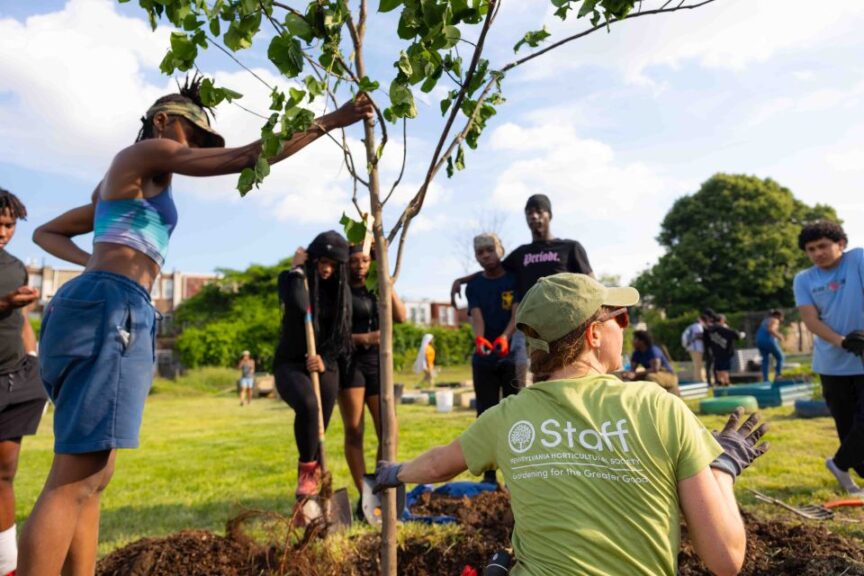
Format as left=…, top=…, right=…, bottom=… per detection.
left=339, top=243, right=406, bottom=509
left=624, top=330, right=680, bottom=396
left=701, top=309, right=718, bottom=387
left=274, top=233, right=353, bottom=501
left=0, top=189, right=48, bottom=576
left=793, top=221, right=864, bottom=494
left=755, top=310, right=785, bottom=382
left=466, top=233, right=518, bottom=484
left=414, top=334, right=435, bottom=388
left=707, top=315, right=744, bottom=387
left=237, top=351, right=255, bottom=406
left=681, top=315, right=707, bottom=382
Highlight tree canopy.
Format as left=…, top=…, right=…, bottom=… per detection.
left=633, top=173, right=839, bottom=317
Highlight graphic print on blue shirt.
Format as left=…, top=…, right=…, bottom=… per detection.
left=794, top=247, right=864, bottom=376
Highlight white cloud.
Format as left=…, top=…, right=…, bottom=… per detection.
left=747, top=80, right=864, bottom=126
left=0, top=0, right=171, bottom=178
left=499, top=0, right=864, bottom=85
left=826, top=147, right=864, bottom=173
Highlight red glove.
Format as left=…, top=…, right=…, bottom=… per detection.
left=493, top=336, right=509, bottom=357
left=475, top=336, right=493, bottom=356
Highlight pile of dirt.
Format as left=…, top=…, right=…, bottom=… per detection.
left=96, top=529, right=270, bottom=576
left=97, top=490, right=864, bottom=576
left=679, top=511, right=864, bottom=576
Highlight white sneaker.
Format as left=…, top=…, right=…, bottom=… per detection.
left=826, top=458, right=861, bottom=494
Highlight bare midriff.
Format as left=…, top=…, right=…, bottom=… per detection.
left=87, top=242, right=160, bottom=293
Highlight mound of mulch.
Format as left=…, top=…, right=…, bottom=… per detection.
left=679, top=511, right=864, bottom=576
left=97, top=491, right=864, bottom=576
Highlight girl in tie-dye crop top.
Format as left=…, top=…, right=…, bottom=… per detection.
left=25, top=75, right=374, bottom=574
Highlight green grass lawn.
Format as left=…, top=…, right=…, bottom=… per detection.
left=13, top=367, right=864, bottom=557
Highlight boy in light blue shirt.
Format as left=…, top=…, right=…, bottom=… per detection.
left=793, top=221, right=864, bottom=493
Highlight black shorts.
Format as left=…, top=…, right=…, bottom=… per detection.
left=0, top=398, right=46, bottom=441
left=713, top=355, right=732, bottom=372
left=342, top=351, right=380, bottom=397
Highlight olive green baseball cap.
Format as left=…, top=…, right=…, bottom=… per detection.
left=146, top=99, right=225, bottom=148
left=516, top=273, right=639, bottom=353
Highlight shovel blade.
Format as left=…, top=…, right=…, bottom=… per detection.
left=329, top=487, right=353, bottom=530
left=361, top=474, right=406, bottom=526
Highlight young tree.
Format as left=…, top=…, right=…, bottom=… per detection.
left=126, top=0, right=720, bottom=571
left=634, top=173, right=839, bottom=317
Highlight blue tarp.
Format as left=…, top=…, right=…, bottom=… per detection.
left=401, top=481, right=498, bottom=524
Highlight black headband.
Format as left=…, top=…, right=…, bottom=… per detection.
left=307, top=230, right=349, bottom=264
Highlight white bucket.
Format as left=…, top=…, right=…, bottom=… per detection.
left=436, top=390, right=454, bottom=413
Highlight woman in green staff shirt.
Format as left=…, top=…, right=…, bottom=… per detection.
left=375, top=273, right=768, bottom=576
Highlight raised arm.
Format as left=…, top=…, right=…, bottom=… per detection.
left=33, top=194, right=96, bottom=267
left=450, top=271, right=481, bottom=306
left=117, top=96, right=374, bottom=179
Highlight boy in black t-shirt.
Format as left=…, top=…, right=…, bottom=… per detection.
left=452, top=195, right=593, bottom=386
left=0, top=188, right=47, bottom=575
left=465, top=234, right=518, bottom=484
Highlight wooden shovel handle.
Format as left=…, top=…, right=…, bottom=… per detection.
left=301, top=274, right=327, bottom=472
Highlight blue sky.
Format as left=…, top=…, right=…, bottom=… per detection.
left=2, top=0, right=863, bottom=300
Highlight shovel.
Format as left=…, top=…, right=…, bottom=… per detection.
left=296, top=271, right=352, bottom=531
left=361, top=473, right=406, bottom=526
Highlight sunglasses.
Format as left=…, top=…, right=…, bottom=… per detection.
left=597, top=308, right=629, bottom=329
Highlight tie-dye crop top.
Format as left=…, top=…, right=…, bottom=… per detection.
left=93, top=187, right=178, bottom=267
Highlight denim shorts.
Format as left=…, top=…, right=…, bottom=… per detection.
left=40, top=271, right=156, bottom=454
left=240, top=377, right=254, bottom=389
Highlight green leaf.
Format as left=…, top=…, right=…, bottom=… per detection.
left=446, top=156, right=454, bottom=178
left=358, top=76, right=381, bottom=93
left=379, top=0, right=403, bottom=13
left=169, top=32, right=197, bottom=68
left=304, top=76, right=326, bottom=99
left=287, top=87, right=306, bottom=107
left=255, top=155, right=271, bottom=180
left=238, top=168, right=256, bottom=196
left=268, top=35, right=304, bottom=77
left=269, top=88, right=285, bottom=111
left=442, top=25, right=461, bottom=48
left=225, top=21, right=253, bottom=51
left=285, top=13, right=314, bottom=43
left=209, top=17, right=221, bottom=37
left=455, top=145, right=465, bottom=171
left=340, top=212, right=369, bottom=244
left=514, top=26, right=551, bottom=53
left=397, top=51, right=413, bottom=76
left=365, top=260, right=379, bottom=294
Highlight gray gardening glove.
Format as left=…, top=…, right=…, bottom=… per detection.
left=709, top=408, right=769, bottom=481
left=842, top=330, right=864, bottom=357
left=373, top=461, right=403, bottom=494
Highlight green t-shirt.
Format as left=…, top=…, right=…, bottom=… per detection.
left=458, top=375, right=722, bottom=576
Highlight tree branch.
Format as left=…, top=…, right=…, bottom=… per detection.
left=386, top=0, right=498, bottom=243
left=382, top=118, right=407, bottom=206
left=390, top=219, right=411, bottom=283
left=503, top=0, right=718, bottom=72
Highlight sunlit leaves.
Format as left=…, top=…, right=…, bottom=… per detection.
left=514, top=27, right=551, bottom=52
left=268, top=35, right=304, bottom=77
left=199, top=78, right=243, bottom=107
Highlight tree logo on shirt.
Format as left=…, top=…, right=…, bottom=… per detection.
left=501, top=290, right=514, bottom=311
left=508, top=420, right=536, bottom=453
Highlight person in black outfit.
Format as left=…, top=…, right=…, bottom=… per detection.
left=451, top=194, right=593, bottom=387
left=339, top=244, right=406, bottom=501
left=466, top=233, right=518, bottom=484
left=0, top=188, right=47, bottom=575
left=706, top=314, right=744, bottom=387
left=274, top=231, right=352, bottom=498
left=702, top=309, right=718, bottom=386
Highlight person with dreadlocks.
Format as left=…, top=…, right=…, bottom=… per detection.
left=19, top=77, right=373, bottom=574
left=0, top=188, right=48, bottom=576
left=275, top=232, right=353, bottom=500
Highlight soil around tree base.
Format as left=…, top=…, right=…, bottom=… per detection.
left=97, top=491, right=864, bottom=576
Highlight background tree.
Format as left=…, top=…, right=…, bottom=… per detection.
left=128, top=0, right=721, bottom=570
left=634, top=173, right=839, bottom=317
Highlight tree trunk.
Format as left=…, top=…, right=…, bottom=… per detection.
left=352, top=33, right=398, bottom=575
